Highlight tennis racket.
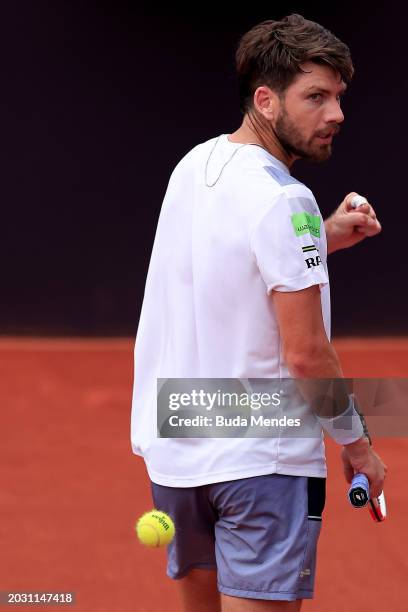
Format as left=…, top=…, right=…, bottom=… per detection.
left=348, top=402, right=387, bottom=522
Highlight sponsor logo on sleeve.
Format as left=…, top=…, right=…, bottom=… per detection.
left=302, top=244, right=318, bottom=254
left=305, top=255, right=322, bottom=269
left=291, top=212, right=321, bottom=238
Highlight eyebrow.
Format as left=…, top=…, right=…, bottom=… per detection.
left=303, top=84, right=347, bottom=95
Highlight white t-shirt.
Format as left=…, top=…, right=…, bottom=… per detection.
left=131, top=133, right=331, bottom=487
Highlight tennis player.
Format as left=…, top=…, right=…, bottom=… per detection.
left=131, top=14, right=387, bottom=611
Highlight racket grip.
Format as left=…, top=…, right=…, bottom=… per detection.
left=348, top=473, right=370, bottom=508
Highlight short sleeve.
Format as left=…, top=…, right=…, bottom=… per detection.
left=249, top=191, right=329, bottom=294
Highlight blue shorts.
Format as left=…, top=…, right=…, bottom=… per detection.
left=150, top=473, right=326, bottom=601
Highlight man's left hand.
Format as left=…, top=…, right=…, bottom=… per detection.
left=325, top=191, right=382, bottom=255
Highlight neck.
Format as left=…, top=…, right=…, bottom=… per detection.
left=229, top=112, right=297, bottom=170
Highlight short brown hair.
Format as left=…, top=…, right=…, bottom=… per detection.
left=235, top=14, right=354, bottom=114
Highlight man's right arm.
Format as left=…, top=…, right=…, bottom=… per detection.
left=272, top=284, right=387, bottom=497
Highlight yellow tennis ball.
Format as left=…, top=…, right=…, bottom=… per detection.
left=135, top=509, right=175, bottom=547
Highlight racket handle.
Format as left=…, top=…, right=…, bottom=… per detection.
left=348, top=473, right=370, bottom=508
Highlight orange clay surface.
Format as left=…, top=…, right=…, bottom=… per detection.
left=0, top=337, right=407, bottom=611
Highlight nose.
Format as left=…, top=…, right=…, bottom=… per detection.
left=325, top=99, right=345, bottom=125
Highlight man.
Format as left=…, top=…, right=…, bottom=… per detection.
left=131, top=14, right=387, bottom=611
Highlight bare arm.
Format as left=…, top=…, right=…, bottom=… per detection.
left=272, top=284, right=342, bottom=378
left=272, top=285, right=386, bottom=497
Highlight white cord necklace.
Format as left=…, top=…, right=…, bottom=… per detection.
left=204, top=135, right=254, bottom=188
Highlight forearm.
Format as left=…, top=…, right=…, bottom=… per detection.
left=286, top=340, right=343, bottom=379
left=324, top=216, right=337, bottom=255
left=285, top=342, right=364, bottom=442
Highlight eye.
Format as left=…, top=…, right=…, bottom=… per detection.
left=309, top=93, right=323, bottom=102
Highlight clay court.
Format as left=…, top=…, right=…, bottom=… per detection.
left=1, top=337, right=407, bottom=611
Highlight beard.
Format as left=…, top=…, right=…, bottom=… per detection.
left=274, top=105, right=334, bottom=163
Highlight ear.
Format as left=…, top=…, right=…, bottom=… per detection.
left=253, top=86, right=280, bottom=120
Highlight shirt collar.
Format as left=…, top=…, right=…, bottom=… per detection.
left=223, top=133, right=290, bottom=175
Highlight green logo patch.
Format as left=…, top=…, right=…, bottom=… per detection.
left=291, top=212, right=321, bottom=238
